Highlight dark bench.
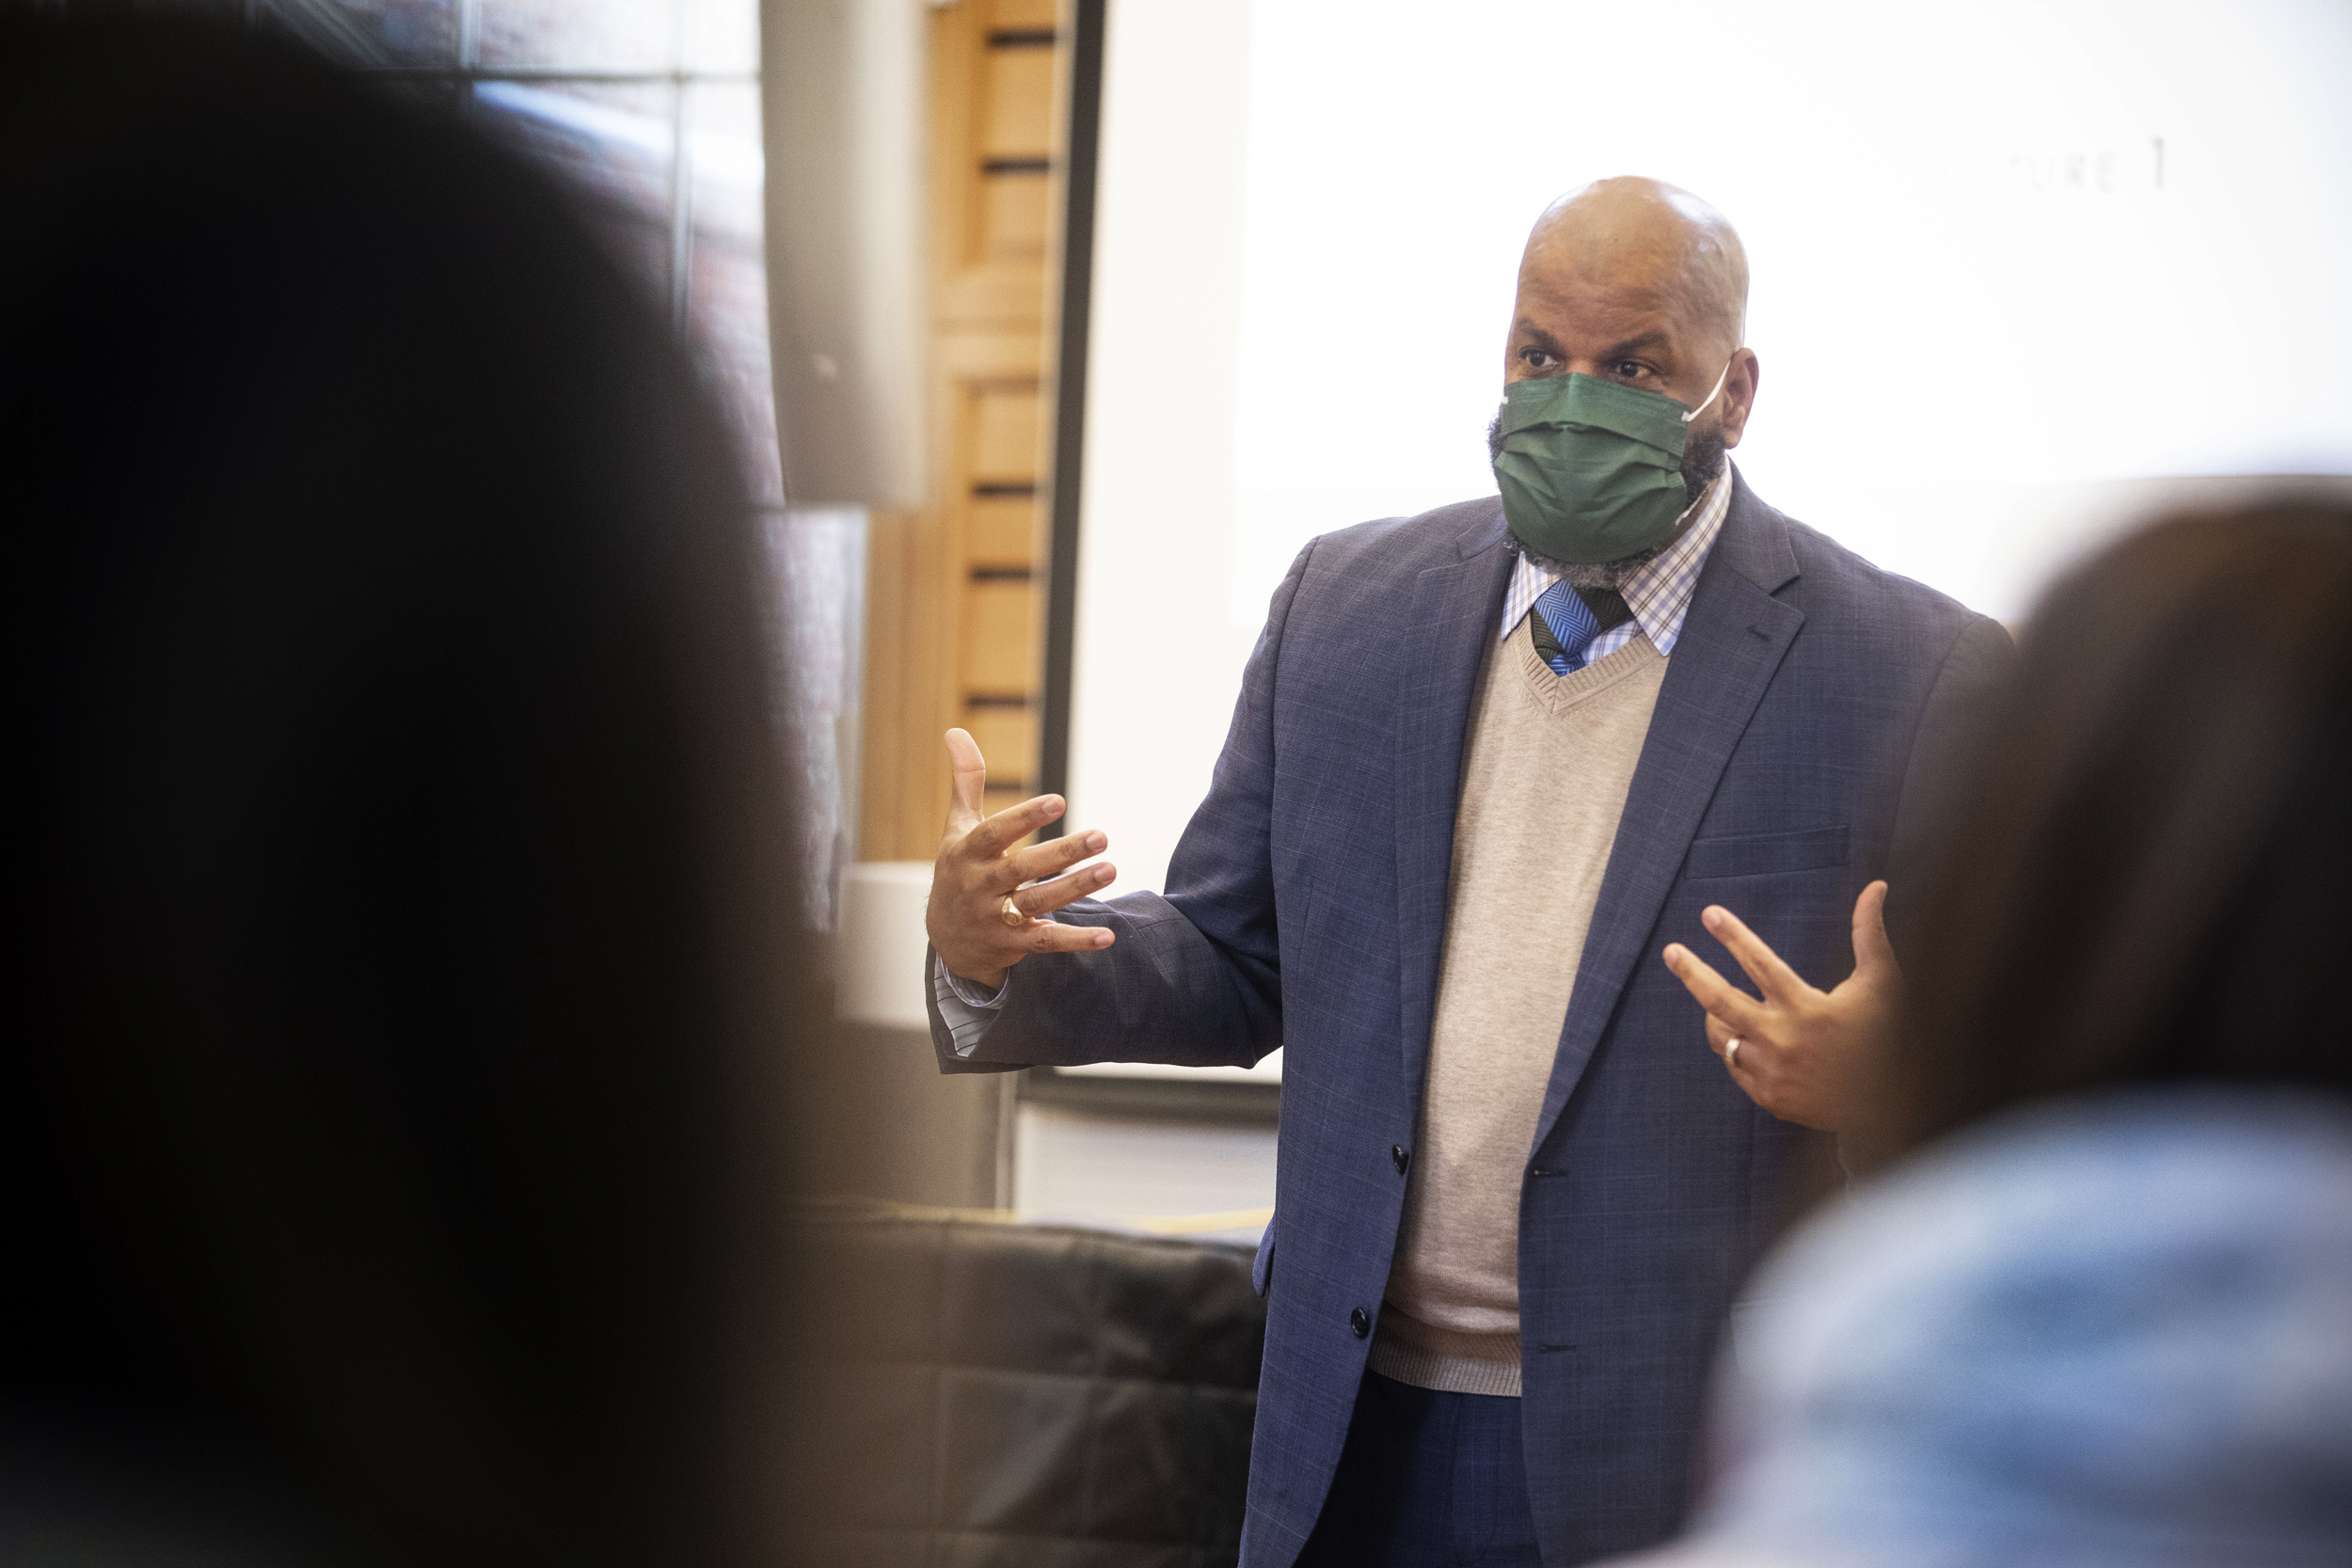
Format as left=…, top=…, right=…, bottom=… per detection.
left=786, top=1202, right=1266, bottom=1566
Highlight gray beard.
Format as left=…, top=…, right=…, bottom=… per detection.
left=1488, top=407, right=1728, bottom=587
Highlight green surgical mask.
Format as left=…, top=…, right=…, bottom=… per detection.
left=1490, top=361, right=1730, bottom=565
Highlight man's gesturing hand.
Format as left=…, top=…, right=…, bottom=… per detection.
left=1660, top=880, right=1901, bottom=1132
left=926, top=727, right=1117, bottom=992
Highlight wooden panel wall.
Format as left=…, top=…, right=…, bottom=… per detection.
left=860, top=0, right=1066, bottom=861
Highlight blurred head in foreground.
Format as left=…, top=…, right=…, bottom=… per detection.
left=1629, top=502, right=2352, bottom=1568
left=2, top=15, right=799, bottom=1567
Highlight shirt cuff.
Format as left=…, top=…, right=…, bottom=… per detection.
left=930, top=950, right=1007, bottom=1059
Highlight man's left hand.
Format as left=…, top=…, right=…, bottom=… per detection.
left=1660, top=881, right=1900, bottom=1131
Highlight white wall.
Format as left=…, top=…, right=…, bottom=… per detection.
left=1014, top=1105, right=1275, bottom=1243
left=1073, top=0, right=2352, bottom=910
left=1067, top=0, right=1263, bottom=912
left=835, top=860, right=933, bottom=1029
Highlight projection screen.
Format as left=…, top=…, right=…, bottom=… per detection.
left=1060, top=0, right=2352, bottom=1083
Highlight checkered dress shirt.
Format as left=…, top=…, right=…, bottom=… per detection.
left=1497, top=463, right=1733, bottom=660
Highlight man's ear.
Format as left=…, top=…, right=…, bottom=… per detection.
left=1717, top=348, right=1761, bottom=449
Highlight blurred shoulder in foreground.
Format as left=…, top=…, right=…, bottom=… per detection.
left=1652, top=1090, right=2352, bottom=1568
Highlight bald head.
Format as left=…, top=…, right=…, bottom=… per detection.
left=1525, top=177, right=1747, bottom=357
left=1499, top=175, right=1761, bottom=486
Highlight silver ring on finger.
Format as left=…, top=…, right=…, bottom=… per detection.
left=1724, top=1037, right=1743, bottom=1069
left=999, top=893, right=1026, bottom=927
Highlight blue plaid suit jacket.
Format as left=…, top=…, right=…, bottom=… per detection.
left=930, top=471, right=2013, bottom=1565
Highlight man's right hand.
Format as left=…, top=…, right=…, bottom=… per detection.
left=926, top=727, right=1118, bottom=992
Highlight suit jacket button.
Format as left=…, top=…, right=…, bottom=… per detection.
left=1350, top=1307, right=1371, bottom=1338
left=1391, top=1145, right=1410, bottom=1176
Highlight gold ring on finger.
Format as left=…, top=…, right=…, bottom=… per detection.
left=1725, top=1038, right=1743, bottom=1069
left=999, top=894, right=1026, bottom=927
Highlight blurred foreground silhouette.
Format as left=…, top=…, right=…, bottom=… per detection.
left=3, top=15, right=804, bottom=1566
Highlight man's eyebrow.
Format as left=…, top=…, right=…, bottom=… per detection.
left=1513, top=318, right=1565, bottom=355
left=1599, top=330, right=1672, bottom=360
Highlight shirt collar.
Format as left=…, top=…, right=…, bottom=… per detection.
left=1497, top=463, right=1735, bottom=657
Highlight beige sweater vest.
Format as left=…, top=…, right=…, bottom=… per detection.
left=1367, top=615, right=1668, bottom=1397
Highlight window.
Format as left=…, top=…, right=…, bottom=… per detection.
left=257, top=0, right=778, bottom=508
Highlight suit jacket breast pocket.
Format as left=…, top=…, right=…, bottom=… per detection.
left=1685, top=825, right=1850, bottom=880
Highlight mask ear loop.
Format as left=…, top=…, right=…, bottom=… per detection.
left=1680, top=358, right=1735, bottom=424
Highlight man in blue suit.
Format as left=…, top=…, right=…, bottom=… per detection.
left=921, top=178, right=2011, bottom=1566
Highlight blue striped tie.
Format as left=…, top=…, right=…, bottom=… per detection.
left=1531, top=578, right=1611, bottom=674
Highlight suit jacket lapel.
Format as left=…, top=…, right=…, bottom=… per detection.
left=1395, top=504, right=1516, bottom=1107
left=1531, top=472, right=1805, bottom=1155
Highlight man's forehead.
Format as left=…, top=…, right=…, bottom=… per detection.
left=1512, top=276, right=1694, bottom=348
left=1521, top=235, right=1689, bottom=304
